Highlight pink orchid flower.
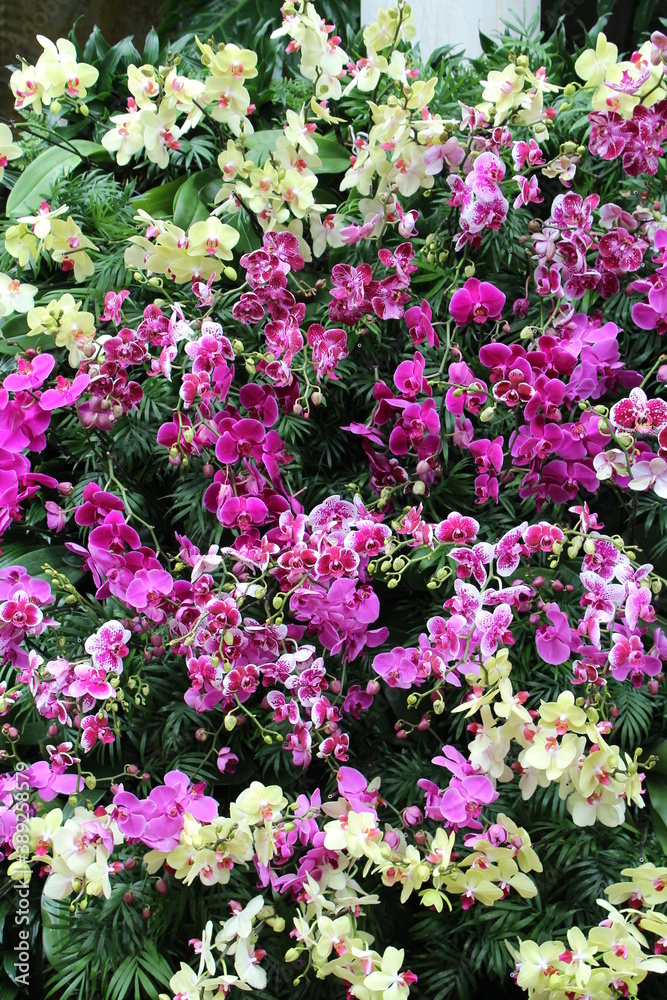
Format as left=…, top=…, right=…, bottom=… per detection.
left=449, top=277, right=506, bottom=326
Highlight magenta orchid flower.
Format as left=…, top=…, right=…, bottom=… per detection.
left=449, top=277, right=506, bottom=326
left=39, top=373, right=90, bottom=410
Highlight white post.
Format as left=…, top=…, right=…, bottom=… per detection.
left=359, top=0, right=541, bottom=61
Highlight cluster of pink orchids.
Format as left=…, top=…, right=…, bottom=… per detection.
left=3, top=23, right=667, bottom=994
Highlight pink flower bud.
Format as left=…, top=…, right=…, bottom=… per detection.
left=487, top=823, right=508, bottom=846
left=155, top=878, right=168, bottom=895
left=648, top=679, right=659, bottom=695
left=124, top=857, right=137, bottom=871
left=402, top=806, right=423, bottom=826
left=123, top=892, right=135, bottom=905
left=329, top=679, right=342, bottom=694
left=57, top=481, right=73, bottom=496
left=366, top=679, right=380, bottom=695
left=657, top=364, right=667, bottom=383
left=533, top=575, right=545, bottom=587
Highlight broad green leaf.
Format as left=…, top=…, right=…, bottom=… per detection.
left=313, top=134, right=351, bottom=174
left=6, top=141, right=108, bottom=218
left=41, top=897, right=70, bottom=968
left=0, top=331, right=55, bottom=357
left=652, top=805, right=667, bottom=856
left=143, top=28, right=161, bottom=66
left=244, top=128, right=283, bottom=167
left=231, top=208, right=262, bottom=255
left=245, top=129, right=349, bottom=174
left=650, top=740, right=667, bottom=777
left=83, top=25, right=111, bottom=63
left=647, top=775, right=667, bottom=855
left=131, top=175, right=188, bottom=218
left=0, top=542, right=84, bottom=584
left=172, top=168, right=222, bottom=230
left=103, top=37, right=142, bottom=76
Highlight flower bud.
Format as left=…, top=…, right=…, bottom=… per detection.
left=616, top=431, right=634, bottom=448
left=479, top=406, right=495, bottom=423
left=402, top=806, right=423, bottom=827
left=487, top=823, right=508, bottom=846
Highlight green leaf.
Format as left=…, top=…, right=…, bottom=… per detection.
left=41, top=897, right=70, bottom=968
left=646, top=775, right=667, bottom=855
left=649, top=739, right=667, bottom=777
left=102, top=37, right=142, bottom=76
left=143, top=28, right=160, bottom=66
left=312, top=134, right=351, bottom=174
left=245, top=128, right=283, bottom=167
left=171, top=168, right=222, bottom=229
left=478, top=31, right=496, bottom=55
left=0, top=542, right=84, bottom=584
left=232, top=208, right=262, bottom=255
left=131, top=175, right=188, bottom=218
left=245, top=129, right=349, bottom=175
left=83, top=25, right=111, bottom=63
left=6, top=141, right=108, bottom=218
left=0, top=330, right=55, bottom=356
